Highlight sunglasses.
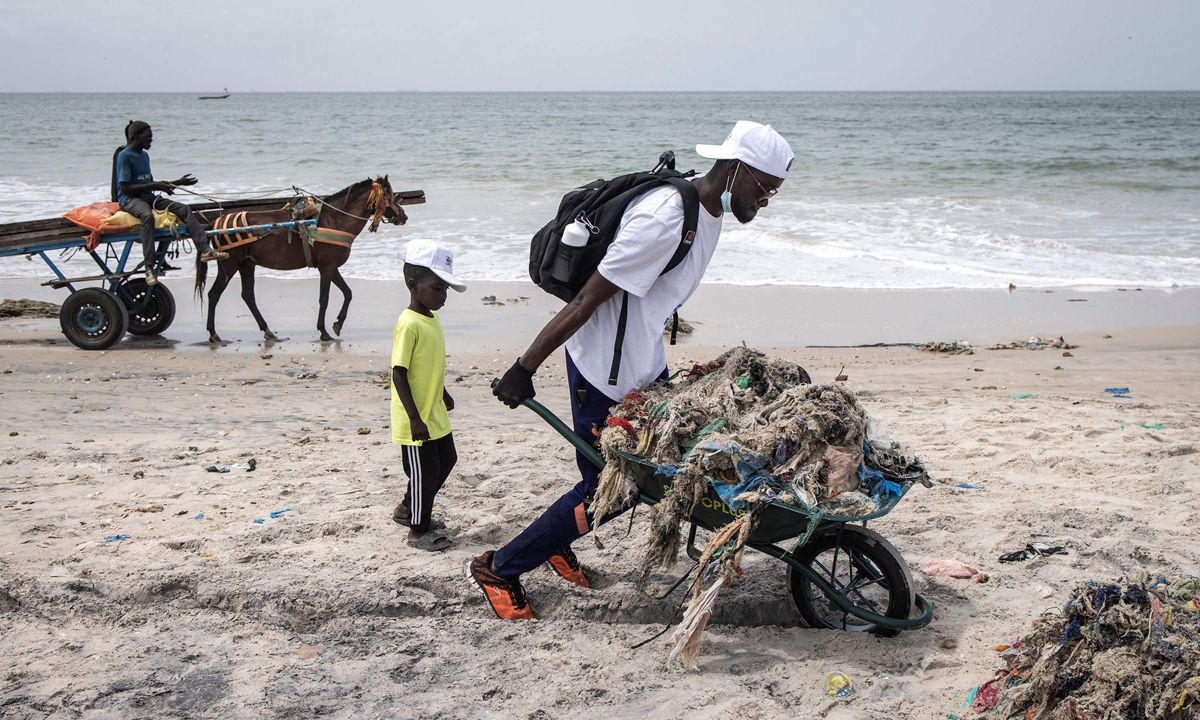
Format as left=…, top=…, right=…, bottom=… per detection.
left=740, top=163, right=779, bottom=200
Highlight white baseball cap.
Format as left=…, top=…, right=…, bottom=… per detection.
left=696, top=121, right=795, bottom=179
left=397, top=239, right=466, bottom=292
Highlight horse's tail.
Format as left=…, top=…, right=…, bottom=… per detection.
left=194, top=253, right=207, bottom=305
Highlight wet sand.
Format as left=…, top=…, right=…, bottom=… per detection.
left=1, top=279, right=1198, bottom=719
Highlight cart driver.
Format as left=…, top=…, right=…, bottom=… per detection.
left=473, top=121, right=795, bottom=620
left=114, top=120, right=227, bottom=286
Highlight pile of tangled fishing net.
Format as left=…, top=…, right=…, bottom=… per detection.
left=589, top=347, right=931, bottom=670
left=969, top=575, right=1200, bottom=719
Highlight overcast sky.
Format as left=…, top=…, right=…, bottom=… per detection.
left=1, top=0, right=1196, bottom=92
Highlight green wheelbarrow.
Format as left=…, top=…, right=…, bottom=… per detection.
left=521, top=397, right=933, bottom=636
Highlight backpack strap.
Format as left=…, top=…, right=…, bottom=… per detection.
left=660, top=177, right=700, bottom=275
left=608, top=290, right=629, bottom=386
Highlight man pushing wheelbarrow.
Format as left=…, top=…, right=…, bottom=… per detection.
left=475, top=122, right=795, bottom=620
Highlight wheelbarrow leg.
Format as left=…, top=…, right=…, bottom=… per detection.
left=686, top=522, right=703, bottom=562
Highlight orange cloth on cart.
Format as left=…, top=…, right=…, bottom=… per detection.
left=64, top=202, right=180, bottom=251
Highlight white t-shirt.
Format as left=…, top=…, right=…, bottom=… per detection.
left=565, top=181, right=723, bottom=401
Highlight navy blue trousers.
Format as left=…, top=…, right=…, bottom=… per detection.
left=492, top=353, right=666, bottom=578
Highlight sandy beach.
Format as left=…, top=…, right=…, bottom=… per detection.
left=1, top=280, right=1197, bottom=718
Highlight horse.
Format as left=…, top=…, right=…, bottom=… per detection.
left=201, top=176, right=406, bottom=343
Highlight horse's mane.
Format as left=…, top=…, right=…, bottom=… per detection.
left=322, top=176, right=388, bottom=201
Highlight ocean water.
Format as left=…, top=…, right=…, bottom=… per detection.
left=1, top=92, right=1198, bottom=289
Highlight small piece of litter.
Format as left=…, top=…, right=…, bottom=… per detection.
left=247, top=458, right=257, bottom=472
left=824, top=670, right=853, bottom=697
left=104, top=535, right=130, bottom=542
left=203, top=465, right=219, bottom=472
left=357, top=427, right=371, bottom=435
left=253, top=518, right=265, bottom=524
left=955, top=483, right=985, bottom=490
left=1141, top=423, right=1166, bottom=430
left=296, top=644, right=320, bottom=659
left=1010, top=393, right=1043, bottom=399
left=269, top=508, right=291, bottom=518
left=194, top=513, right=204, bottom=520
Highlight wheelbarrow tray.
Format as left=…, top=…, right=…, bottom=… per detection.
left=616, top=449, right=916, bottom=546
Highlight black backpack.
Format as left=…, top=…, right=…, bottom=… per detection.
left=528, top=151, right=701, bottom=386
left=110, top=145, right=126, bottom=203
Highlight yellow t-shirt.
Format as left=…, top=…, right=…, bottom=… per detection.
left=390, top=309, right=451, bottom=445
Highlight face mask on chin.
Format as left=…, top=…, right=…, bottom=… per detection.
left=720, top=162, right=739, bottom=214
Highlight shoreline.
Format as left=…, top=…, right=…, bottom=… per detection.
left=2, top=277, right=1198, bottom=353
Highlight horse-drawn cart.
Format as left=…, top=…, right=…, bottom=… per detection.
left=0, top=190, right=424, bottom=350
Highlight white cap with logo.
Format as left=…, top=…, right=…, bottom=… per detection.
left=398, top=239, right=466, bottom=292
left=696, top=120, right=795, bottom=179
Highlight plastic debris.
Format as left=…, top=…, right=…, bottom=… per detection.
left=988, top=335, right=1076, bottom=351
left=1104, top=386, right=1131, bottom=398
left=1010, top=393, right=1043, bottom=399
left=203, top=465, right=219, bottom=472
left=824, top=670, right=854, bottom=697
left=955, top=482, right=985, bottom=490
left=246, top=458, right=257, bottom=472
left=253, top=518, right=265, bottom=524
left=998, top=542, right=1068, bottom=563
left=987, top=576, right=1200, bottom=718
left=194, top=513, right=204, bottom=520
left=269, top=508, right=291, bottom=518
left=104, top=534, right=131, bottom=542
left=921, top=559, right=988, bottom=583
left=1141, top=423, right=1166, bottom=430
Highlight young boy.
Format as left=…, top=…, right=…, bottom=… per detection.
left=390, top=239, right=466, bottom=551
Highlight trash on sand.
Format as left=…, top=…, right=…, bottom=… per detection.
left=269, top=508, right=291, bottom=518
left=921, top=559, right=988, bottom=583
left=194, top=513, right=204, bottom=520
left=175, top=510, right=188, bottom=516
left=983, top=575, right=1200, bottom=719
left=914, top=340, right=974, bottom=355
left=824, top=670, right=854, bottom=697
left=253, top=518, right=265, bottom=524
left=998, top=542, right=1068, bottom=563
left=988, top=336, right=1076, bottom=351
left=955, top=482, right=985, bottom=490
left=1010, top=393, right=1043, bottom=399
left=296, top=644, right=320, bottom=659
left=1105, top=387, right=1131, bottom=398
left=1141, top=423, right=1166, bottom=430
left=104, top=534, right=131, bottom=542
left=357, top=427, right=371, bottom=435
left=203, top=465, right=219, bottom=472
left=246, top=458, right=257, bottom=472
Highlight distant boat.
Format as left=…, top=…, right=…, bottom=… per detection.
left=199, top=87, right=230, bottom=100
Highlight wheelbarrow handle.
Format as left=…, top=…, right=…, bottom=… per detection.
left=521, top=398, right=607, bottom=471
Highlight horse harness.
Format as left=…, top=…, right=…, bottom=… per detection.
left=212, top=182, right=395, bottom=268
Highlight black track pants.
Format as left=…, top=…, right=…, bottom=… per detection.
left=400, top=433, right=457, bottom=532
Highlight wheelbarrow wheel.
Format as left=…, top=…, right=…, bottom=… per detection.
left=786, top=524, right=915, bottom=637
left=60, top=287, right=129, bottom=350
left=121, top=279, right=176, bottom=336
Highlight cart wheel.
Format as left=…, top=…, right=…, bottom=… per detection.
left=786, top=524, right=915, bottom=637
left=122, top=279, right=176, bottom=336
left=60, top=288, right=130, bottom=350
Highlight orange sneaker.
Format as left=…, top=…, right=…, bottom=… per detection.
left=547, top=546, right=590, bottom=588
left=468, top=552, right=535, bottom=620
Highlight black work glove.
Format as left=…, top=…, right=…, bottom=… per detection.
left=492, top=359, right=536, bottom=408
